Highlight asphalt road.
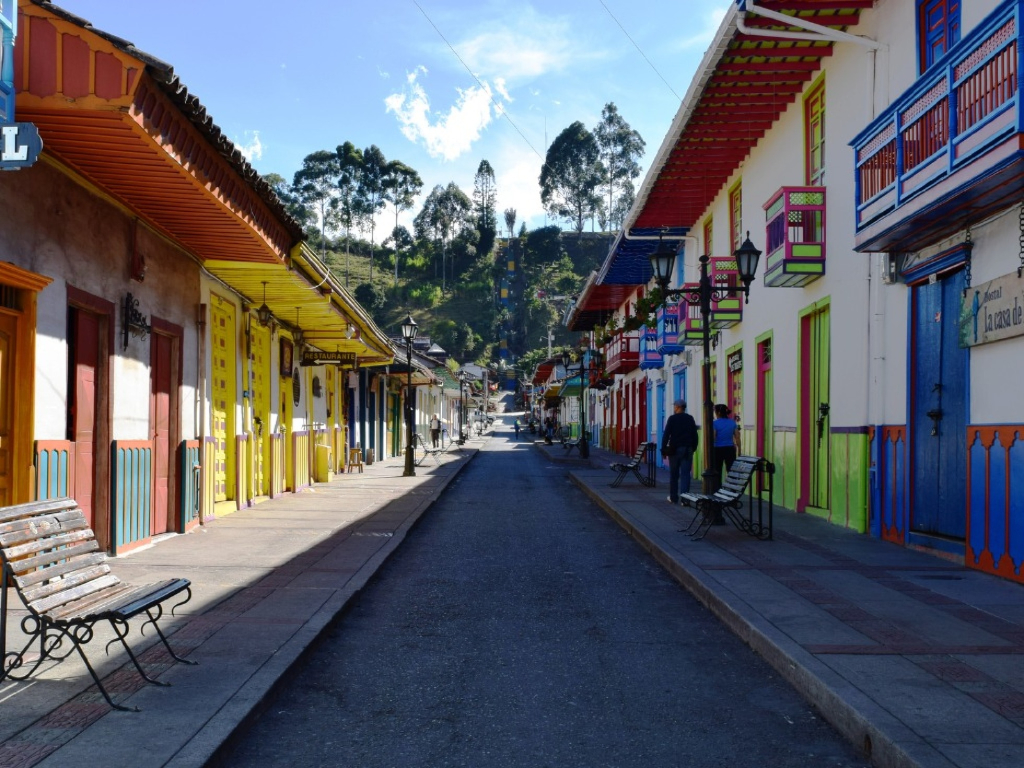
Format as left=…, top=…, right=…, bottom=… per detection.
left=223, top=426, right=869, bottom=768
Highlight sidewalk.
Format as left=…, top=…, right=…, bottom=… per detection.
left=0, top=440, right=481, bottom=768
left=541, top=440, right=1024, bottom=768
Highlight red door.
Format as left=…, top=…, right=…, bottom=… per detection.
left=638, top=380, right=647, bottom=451
left=71, top=309, right=99, bottom=529
left=151, top=331, right=172, bottom=534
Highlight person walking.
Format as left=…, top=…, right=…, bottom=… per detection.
left=429, top=414, right=441, bottom=449
left=712, top=403, right=741, bottom=481
left=661, top=400, right=699, bottom=504
left=513, top=419, right=520, bottom=440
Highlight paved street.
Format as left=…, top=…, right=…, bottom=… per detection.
left=224, top=429, right=868, bottom=767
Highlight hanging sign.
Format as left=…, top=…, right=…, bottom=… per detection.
left=959, top=272, right=1024, bottom=347
left=301, top=350, right=357, bottom=366
left=0, top=123, right=42, bottom=169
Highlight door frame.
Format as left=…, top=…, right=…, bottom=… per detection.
left=798, top=298, right=831, bottom=514
left=150, top=316, right=183, bottom=534
left=66, top=285, right=114, bottom=550
left=0, top=264, right=51, bottom=505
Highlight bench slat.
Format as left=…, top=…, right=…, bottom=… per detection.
left=109, top=579, right=191, bottom=620
left=21, top=564, right=113, bottom=604
left=30, top=573, right=123, bottom=615
left=0, top=516, right=91, bottom=550
left=43, top=581, right=137, bottom=621
left=4, top=540, right=101, bottom=575
left=0, top=499, right=80, bottom=525
left=14, top=552, right=108, bottom=589
left=0, top=510, right=86, bottom=539
left=3, top=528, right=96, bottom=560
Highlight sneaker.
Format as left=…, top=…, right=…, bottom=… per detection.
left=666, top=496, right=677, bottom=504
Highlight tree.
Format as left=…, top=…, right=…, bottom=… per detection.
left=472, top=160, right=498, bottom=257
left=335, top=142, right=364, bottom=288
left=593, top=103, right=645, bottom=232
left=353, top=281, right=386, bottom=311
left=414, top=182, right=472, bottom=292
left=293, top=150, right=341, bottom=261
left=539, top=121, right=601, bottom=236
left=356, top=145, right=389, bottom=282
left=383, top=160, right=423, bottom=286
left=264, top=173, right=311, bottom=231
left=504, top=208, right=517, bottom=240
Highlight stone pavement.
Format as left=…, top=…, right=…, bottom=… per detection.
left=0, top=438, right=481, bottom=768
left=536, top=439, right=1024, bottom=768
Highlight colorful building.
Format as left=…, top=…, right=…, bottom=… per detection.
left=570, top=0, right=1024, bottom=583
left=0, top=1, right=407, bottom=555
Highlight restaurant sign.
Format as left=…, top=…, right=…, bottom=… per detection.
left=301, top=350, right=357, bottom=366
left=959, top=272, right=1024, bottom=347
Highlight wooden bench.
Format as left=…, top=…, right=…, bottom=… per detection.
left=680, top=455, right=775, bottom=541
left=610, top=442, right=656, bottom=488
left=413, top=433, right=443, bottom=466
left=562, top=436, right=583, bottom=455
left=0, top=498, right=196, bottom=711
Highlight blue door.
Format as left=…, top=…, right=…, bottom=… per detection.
left=911, top=270, right=968, bottom=539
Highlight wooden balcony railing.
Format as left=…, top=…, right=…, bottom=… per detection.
left=852, top=0, right=1020, bottom=250
left=605, top=329, right=640, bottom=374
left=763, top=186, right=826, bottom=288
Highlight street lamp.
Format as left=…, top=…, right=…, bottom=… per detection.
left=456, top=369, right=468, bottom=444
left=401, top=313, right=418, bottom=477
left=649, top=232, right=762, bottom=494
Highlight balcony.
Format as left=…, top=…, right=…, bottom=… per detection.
left=655, top=303, right=683, bottom=354
left=680, top=293, right=706, bottom=346
left=640, top=327, right=662, bottom=370
left=852, top=0, right=1023, bottom=252
left=709, top=257, right=742, bottom=328
left=763, top=187, right=826, bottom=287
left=604, top=329, right=640, bottom=375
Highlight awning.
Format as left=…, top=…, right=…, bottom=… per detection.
left=560, top=375, right=583, bottom=398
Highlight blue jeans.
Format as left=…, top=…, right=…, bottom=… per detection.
left=668, top=447, right=694, bottom=502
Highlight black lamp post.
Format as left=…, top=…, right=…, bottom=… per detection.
left=456, top=369, right=468, bottom=444
left=649, top=232, right=761, bottom=494
left=401, top=313, right=418, bottom=477
left=560, top=349, right=592, bottom=458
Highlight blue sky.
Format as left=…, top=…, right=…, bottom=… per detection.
left=60, top=0, right=730, bottom=232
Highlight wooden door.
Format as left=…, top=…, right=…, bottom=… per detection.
left=0, top=312, right=16, bottom=506
left=252, top=325, right=270, bottom=496
left=756, top=337, right=774, bottom=467
left=800, top=306, right=831, bottom=513
left=210, top=300, right=236, bottom=502
left=150, top=331, right=172, bottom=534
left=70, top=309, right=99, bottom=528
left=911, top=270, right=968, bottom=539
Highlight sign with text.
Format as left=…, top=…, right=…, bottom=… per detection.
left=301, top=350, right=357, bottom=366
left=0, top=123, right=42, bottom=169
left=959, top=272, right=1024, bottom=347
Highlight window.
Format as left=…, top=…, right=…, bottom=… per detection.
left=918, top=0, right=961, bottom=72
left=729, top=184, right=742, bottom=253
left=805, top=81, right=825, bottom=186
left=703, top=218, right=713, bottom=256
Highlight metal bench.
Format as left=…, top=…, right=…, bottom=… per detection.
left=413, top=433, right=443, bottom=466
left=680, top=455, right=775, bottom=541
left=0, top=498, right=196, bottom=711
left=609, top=442, right=656, bottom=488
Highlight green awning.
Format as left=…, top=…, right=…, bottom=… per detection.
left=560, top=375, right=583, bottom=398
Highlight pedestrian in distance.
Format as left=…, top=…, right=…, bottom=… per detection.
left=429, top=414, right=441, bottom=449
left=513, top=419, right=520, bottom=440
left=661, top=400, right=699, bottom=504
left=712, top=403, right=741, bottom=481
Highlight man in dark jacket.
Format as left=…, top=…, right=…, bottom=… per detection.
left=661, top=400, right=699, bottom=504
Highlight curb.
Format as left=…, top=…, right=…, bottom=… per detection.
left=569, top=472, right=945, bottom=768
left=169, top=450, right=480, bottom=768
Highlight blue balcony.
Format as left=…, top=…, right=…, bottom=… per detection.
left=640, top=327, right=662, bottom=370
left=852, top=0, right=1024, bottom=252
left=655, top=303, right=683, bottom=354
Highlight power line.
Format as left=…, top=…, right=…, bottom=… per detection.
left=599, top=0, right=681, bottom=101
left=411, top=0, right=546, bottom=162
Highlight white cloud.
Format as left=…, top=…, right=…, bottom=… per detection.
left=385, top=66, right=500, bottom=161
left=235, top=131, right=263, bottom=163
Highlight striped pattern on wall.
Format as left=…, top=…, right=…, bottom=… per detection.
left=269, top=433, right=284, bottom=498
left=180, top=440, right=201, bottom=533
left=967, top=426, right=1024, bottom=583
left=869, top=426, right=908, bottom=544
left=292, top=431, right=311, bottom=492
left=235, top=433, right=250, bottom=509
left=112, top=440, right=152, bottom=554
left=34, top=440, right=74, bottom=501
